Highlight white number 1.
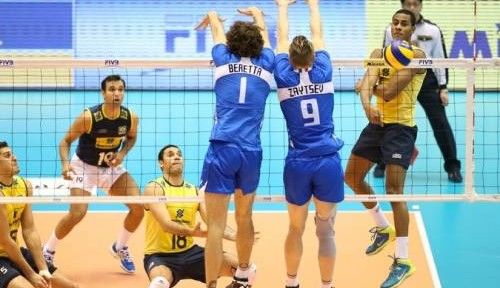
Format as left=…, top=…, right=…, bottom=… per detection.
left=239, top=77, right=247, bottom=103
left=300, top=98, right=320, bottom=126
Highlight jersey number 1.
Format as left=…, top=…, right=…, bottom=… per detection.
left=301, top=99, right=320, bottom=126
left=239, top=77, right=247, bottom=103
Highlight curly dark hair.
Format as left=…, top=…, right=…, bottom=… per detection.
left=226, top=21, right=264, bottom=58
left=289, top=35, right=315, bottom=68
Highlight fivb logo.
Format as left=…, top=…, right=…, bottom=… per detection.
left=104, top=59, right=120, bottom=66
left=418, top=59, right=433, bottom=67
left=0, top=59, right=14, bottom=67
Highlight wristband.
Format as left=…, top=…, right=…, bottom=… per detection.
left=39, top=269, right=52, bottom=279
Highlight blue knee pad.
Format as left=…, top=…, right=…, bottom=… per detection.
left=315, top=215, right=336, bottom=257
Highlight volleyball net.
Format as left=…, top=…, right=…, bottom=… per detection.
left=0, top=58, right=498, bottom=203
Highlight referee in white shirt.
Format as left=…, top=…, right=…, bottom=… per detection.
left=374, top=0, right=462, bottom=183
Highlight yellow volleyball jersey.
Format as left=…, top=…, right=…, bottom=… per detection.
left=377, top=48, right=426, bottom=127
left=0, top=176, right=28, bottom=257
left=144, top=177, right=200, bottom=255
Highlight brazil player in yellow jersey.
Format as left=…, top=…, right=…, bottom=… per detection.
left=0, top=141, right=78, bottom=288
left=344, top=9, right=426, bottom=288
left=143, top=145, right=241, bottom=288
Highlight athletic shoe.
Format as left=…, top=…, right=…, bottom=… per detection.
left=226, top=276, right=250, bottom=288
left=227, top=264, right=257, bottom=288
left=366, top=225, right=396, bottom=255
left=380, top=257, right=416, bottom=288
left=448, top=169, right=463, bottom=183
left=42, top=246, right=55, bottom=265
left=109, top=242, right=135, bottom=274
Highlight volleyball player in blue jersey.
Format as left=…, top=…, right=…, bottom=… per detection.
left=274, top=1, right=344, bottom=287
left=196, top=7, right=274, bottom=288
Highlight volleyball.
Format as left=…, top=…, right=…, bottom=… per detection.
left=383, top=40, right=414, bottom=70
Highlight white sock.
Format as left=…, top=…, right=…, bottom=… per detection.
left=235, top=265, right=251, bottom=279
left=44, top=231, right=60, bottom=252
left=247, top=263, right=257, bottom=285
left=368, top=204, right=390, bottom=228
left=149, top=276, right=170, bottom=288
left=285, top=274, right=299, bottom=287
left=115, top=228, right=133, bottom=250
left=320, top=283, right=332, bottom=288
left=395, top=237, right=409, bottom=259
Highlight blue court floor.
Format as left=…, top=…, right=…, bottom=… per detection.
left=1, top=90, right=499, bottom=287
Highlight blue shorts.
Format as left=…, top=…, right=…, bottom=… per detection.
left=351, top=123, right=417, bottom=170
left=284, top=153, right=344, bottom=206
left=200, top=142, right=262, bottom=194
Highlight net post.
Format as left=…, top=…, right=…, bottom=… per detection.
left=464, top=62, right=476, bottom=201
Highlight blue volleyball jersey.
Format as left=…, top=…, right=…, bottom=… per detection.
left=211, top=43, right=275, bottom=151
left=274, top=51, right=343, bottom=158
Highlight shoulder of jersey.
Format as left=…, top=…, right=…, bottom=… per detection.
left=422, top=19, right=441, bottom=30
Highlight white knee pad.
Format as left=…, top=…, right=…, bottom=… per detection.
left=315, top=215, right=336, bottom=257
left=149, top=276, right=170, bottom=288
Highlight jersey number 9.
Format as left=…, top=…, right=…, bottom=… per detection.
left=301, top=99, right=320, bottom=126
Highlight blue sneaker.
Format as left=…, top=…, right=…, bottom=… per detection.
left=380, top=257, right=416, bottom=288
left=109, top=242, right=135, bottom=274
left=366, top=225, right=396, bottom=255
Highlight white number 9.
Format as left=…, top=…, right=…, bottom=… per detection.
left=300, top=98, right=320, bottom=126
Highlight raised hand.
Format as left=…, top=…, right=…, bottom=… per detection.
left=194, top=11, right=225, bottom=31
left=237, top=6, right=264, bottom=17
left=275, top=0, right=297, bottom=6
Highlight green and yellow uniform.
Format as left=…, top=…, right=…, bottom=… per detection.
left=377, top=47, right=426, bottom=127
left=144, top=177, right=199, bottom=255
left=0, top=176, right=27, bottom=257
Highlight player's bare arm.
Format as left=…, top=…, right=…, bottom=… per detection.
left=144, top=182, right=206, bottom=237
left=59, top=110, right=91, bottom=180
left=374, top=49, right=426, bottom=101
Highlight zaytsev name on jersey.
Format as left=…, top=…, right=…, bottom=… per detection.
left=76, top=104, right=132, bottom=167
left=0, top=176, right=27, bottom=257
left=211, top=43, right=275, bottom=151
left=144, top=177, right=200, bottom=255
left=274, top=50, right=344, bottom=158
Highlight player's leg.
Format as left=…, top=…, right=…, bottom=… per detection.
left=347, top=125, right=395, bottom=255
left=282, top=157, right=315, bottom=288
left=50, top=270, right=79, bottom=288
left=44, top=156, right=95, bottom=263
left=379, top=125, right=417, bottom=288
left=345, top=124, right=382, bottom=209
left=147, top=265, right=174, bottom=288
left=53, top=188, right=90, bottom=239
left=312, top=153, right=343, bottom=288
left=284, top=202, right=309, bottom=288
left=107, top=171, right=143, bottom=274
left=417, top=85, right=461, bottom=182
left=204, top=192, right=231, bottom=288
left=108, top=172, right=144, bottom=242
left=313, top=199, right=337, bottom=288
left=344, top=154, right=375, bottom=208
left=5, top=276, right=34, bottom=288
left=43, top=187, right=90, bottom=263
left=227, top=148, right=261, bottom=288
left=220, top=251, right=238, bottom=277
left=233, top=189, right=256, bottom=270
